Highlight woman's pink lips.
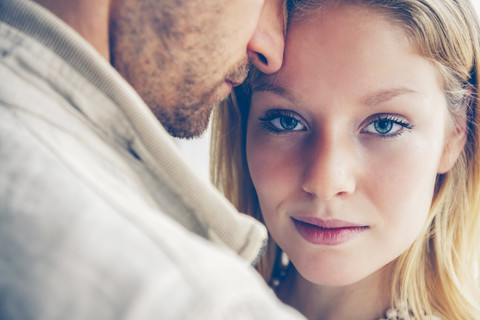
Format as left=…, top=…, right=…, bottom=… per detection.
left=292, top=217, right=369, bottom=246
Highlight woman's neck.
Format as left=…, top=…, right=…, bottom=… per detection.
left=277, top=265, right=393, bottom=320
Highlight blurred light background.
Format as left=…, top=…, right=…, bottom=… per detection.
left=174, top=123, right=211, bottom=182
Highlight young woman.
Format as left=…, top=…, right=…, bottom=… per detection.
left=211, top=0, right=480, bottom=319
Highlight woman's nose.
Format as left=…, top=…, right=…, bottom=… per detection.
left=247, top=0, right=285, bottom=74
left=301, top=135, right=356, bottom=201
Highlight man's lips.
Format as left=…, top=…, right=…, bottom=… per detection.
left=225, top=80, right=242, bottom=88
left=292, top=217, right=369, bottom=246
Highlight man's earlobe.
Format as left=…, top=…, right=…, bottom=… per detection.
left=437, top=122, right=467, bottom=174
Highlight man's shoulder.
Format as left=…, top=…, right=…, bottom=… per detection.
left=0, top=103, right=303, bottom=320
left=0, top=136, right=300, bottom=320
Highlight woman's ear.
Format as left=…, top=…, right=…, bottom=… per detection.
left=437, top=118, right=467, bottom=174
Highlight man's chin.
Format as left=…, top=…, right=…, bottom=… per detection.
left=167, top=126, right=208, bottom=139
left=163, top=108, right=212, bottom=139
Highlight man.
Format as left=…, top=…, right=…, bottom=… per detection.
left=0, top=0, right=304, bottom=319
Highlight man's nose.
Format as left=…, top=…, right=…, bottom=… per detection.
left=247, top=0, right=285, bottom=74
left=301, top=134, right=357, bottom=201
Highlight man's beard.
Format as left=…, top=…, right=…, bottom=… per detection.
left=225, top=57, right=250, bottom=85
left=158, top=101, right=214, bottom=139
left=156, top=58, right=251, bottom=139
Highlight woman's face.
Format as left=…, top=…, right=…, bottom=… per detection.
left=246, top=5, right=462, bottom=286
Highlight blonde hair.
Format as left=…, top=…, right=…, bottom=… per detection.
left=211, top=0, right=480, bottom=318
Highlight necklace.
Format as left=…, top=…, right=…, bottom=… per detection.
left=269, top=251, right=441, bottom=320
left=377, top=307, right=440, bottom=320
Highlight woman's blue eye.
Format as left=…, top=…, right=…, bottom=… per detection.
left=374, top=118, right=394, bottom=134
left=272, top=117, right=303, bottom=131
left=363, top=115, right=413, bottom=137
left=258, top=109, right=306, bottom=134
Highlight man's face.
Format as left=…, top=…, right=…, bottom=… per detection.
left=110, top=0, right=284, bottom=138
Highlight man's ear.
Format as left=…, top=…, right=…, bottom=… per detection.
left=437, top=120, right=467, bottom=174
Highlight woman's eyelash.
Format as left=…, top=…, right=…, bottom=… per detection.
left=258, top=109, right=306, bottom=134
left=370, top=115, right=413, bottom=128
left=258, top=109, right=297, bottom=122
left=257, top=111, right=413, bottom=138
left=363, top=114, right=415, bottom=138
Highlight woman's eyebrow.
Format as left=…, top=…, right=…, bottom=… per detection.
left=360, top=87, right=422, bottom=107
left=252, top=84, right=422, bottom=108
left=252, top=82, right=299, bottom=104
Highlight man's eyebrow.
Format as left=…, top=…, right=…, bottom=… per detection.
left=252, top=81, right=298, bottom=104
left=361, top=87, right=421, bottom=107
